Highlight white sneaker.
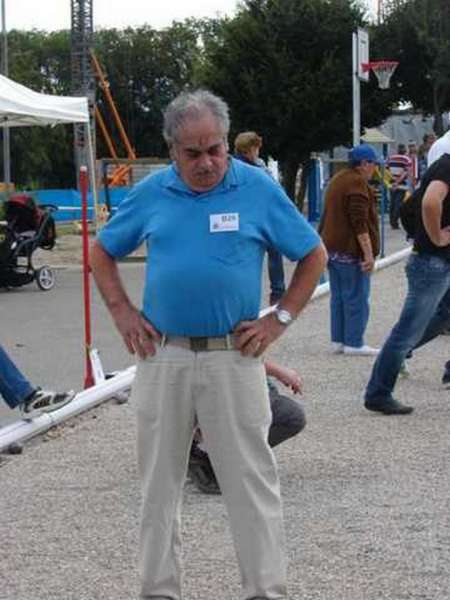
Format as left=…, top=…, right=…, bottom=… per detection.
left=20, top=389, right=75, bottom=420
left=331, top=342, right=344, bottom=354
left=343, top=345, right=380, bottom=356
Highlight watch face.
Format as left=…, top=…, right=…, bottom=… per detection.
left=276, top=309, right=292, bottom=325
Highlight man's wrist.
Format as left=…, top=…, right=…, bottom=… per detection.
left=274, top=307, right=296, bottom=326
left=108, top=297, right=133, bottom=314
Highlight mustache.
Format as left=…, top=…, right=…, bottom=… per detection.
left=194, top=167, right=216, bottom=175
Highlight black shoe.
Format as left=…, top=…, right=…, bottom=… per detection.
left=189, top=462, right=221, bottom=495
left=364, top=397, right=414, bottom=415
left=188, top=442, right=221, bottom=495
left=189, top=441, right=211, bottom=466
left=442, top=360, right=450, bottom=385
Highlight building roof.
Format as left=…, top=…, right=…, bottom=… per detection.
left=361, top=127, right=395, bottom=144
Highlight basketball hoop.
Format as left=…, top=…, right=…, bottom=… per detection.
left=362, top=61, right=399, bottom=89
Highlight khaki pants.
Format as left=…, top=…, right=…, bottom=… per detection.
left=133, top=344, right=287, bottom=600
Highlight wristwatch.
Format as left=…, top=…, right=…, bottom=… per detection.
left=275, top=308, right=295, bottom=326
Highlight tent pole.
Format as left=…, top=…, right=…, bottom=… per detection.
left=1, top=0, right=10, bottom=186
left=85, top=120, right=98, bottom=230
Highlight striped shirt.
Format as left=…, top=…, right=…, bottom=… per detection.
left=387, top=154, right=412, bottom=190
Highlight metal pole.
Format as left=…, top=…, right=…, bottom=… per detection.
left=80, top=165, right=95, bottom=389
left=1, top=0, right=10, bottom=186
left=352, top=32, right=360, bottom=148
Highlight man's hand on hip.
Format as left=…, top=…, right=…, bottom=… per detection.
left=112, top=303, right=160, bottom=358
left=234, top=314, right=288, bottom=357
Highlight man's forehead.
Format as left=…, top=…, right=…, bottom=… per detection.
left=176, top=114, right=224, bottom=143
left=180, top=138, right=225, bottom=152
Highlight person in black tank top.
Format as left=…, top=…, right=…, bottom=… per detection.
left=364, top=153, right=450, bottom=415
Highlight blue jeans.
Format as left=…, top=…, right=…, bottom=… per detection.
left=415, top=287, right=450, bottom=348
left=328, top=259, right=371, bottom=347
left=389, top=188, right=406, bottom=228
left=365, top=253, right=450, bottom=401
left=267, top=246, right=285, bottom=301
left=0, top=344, right=35, bottom=409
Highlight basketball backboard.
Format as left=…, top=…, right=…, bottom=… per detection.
left=357, top=28, right=369, bottom=82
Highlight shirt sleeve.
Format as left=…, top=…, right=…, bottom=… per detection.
left=97, top=184, right=149, bottom=258
left=347, top=194, right=370, bottom=235
left=264, top=184, right=321, bottom=260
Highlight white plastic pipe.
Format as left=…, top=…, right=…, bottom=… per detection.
left=311, top=246, right=412, bottom=301
left=0, top=246, right=412, bottom=452
left=0, top=366, right=135, bottom=452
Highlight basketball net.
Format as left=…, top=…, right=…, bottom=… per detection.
left=362, top=61, right=399, bottom=89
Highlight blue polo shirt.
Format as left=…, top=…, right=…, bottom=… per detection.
left=98, top=158, right=320, bottom=336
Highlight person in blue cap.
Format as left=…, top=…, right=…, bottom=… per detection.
left=319, top=143, right=382, bottom=356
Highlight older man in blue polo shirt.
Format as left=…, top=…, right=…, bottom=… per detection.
left=91, top=89, right=326, bottom=600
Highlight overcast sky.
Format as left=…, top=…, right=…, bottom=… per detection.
left=5, top=0, right=377, bottom=31
left=4, top=0, right=240, bottom=31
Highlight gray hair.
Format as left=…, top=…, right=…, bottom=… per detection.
left=163, top=89, right=230, bottom=148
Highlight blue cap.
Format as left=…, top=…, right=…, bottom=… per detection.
left=349, top=144, right=383, bottom=165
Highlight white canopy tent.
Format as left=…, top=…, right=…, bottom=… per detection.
left=0, top=73, right=97, bottom=210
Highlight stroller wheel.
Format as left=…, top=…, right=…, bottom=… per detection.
left=36, top=265, right=55, bottom=291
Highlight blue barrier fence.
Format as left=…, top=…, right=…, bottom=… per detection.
left=33, top=187, right=130, bottom=222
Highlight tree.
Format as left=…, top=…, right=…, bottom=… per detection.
left=2, top=22, right=204, bottom=187
left=196, top=0, right=395, bottom=200
left=374, top=0, right=450, bottom=134
left=2, top=29, right=76, bottom=188
left=94, top=22, right=202, bottom=160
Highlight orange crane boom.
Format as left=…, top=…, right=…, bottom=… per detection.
left=91, top=49, right=136, bottom=186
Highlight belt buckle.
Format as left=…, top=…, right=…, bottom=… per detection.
left=189, top=336, right=208, bottom=352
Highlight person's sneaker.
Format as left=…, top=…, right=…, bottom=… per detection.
left=343, top=345, right=379, bottom=356
left=364, top=397, right=414, bottom=415
left=20, top=389, right=75, bottom=420
left=331, top=342, right=344, bottom=354
left=188, top=443, right=221, bottom=495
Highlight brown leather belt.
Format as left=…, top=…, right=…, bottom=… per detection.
left=161, top=334, right=235, bottom=352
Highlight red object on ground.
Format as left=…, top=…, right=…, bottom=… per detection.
left=80, top=166, right=95, bottom=389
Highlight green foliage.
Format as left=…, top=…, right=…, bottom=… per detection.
left=94, top=23, right=202, bottom=160
left=3, top=23, right=202, bottom=188
left=196, top=0, right=394, bottom=198
left=4, top=29, right=76, bottom=188
left=10, top=3, right=445, bottom=194
left=373, top=0, right=450, bottom=133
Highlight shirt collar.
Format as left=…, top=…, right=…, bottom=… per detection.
left=163, top=157, right=241, bottom=197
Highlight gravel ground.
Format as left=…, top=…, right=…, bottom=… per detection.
left=1, top=229, right=450, bottom=600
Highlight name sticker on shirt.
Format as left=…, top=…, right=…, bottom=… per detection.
left=210, top=213, right=240, bottom=232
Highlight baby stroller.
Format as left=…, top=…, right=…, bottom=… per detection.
left=0, top=194, right=57, bottom=291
